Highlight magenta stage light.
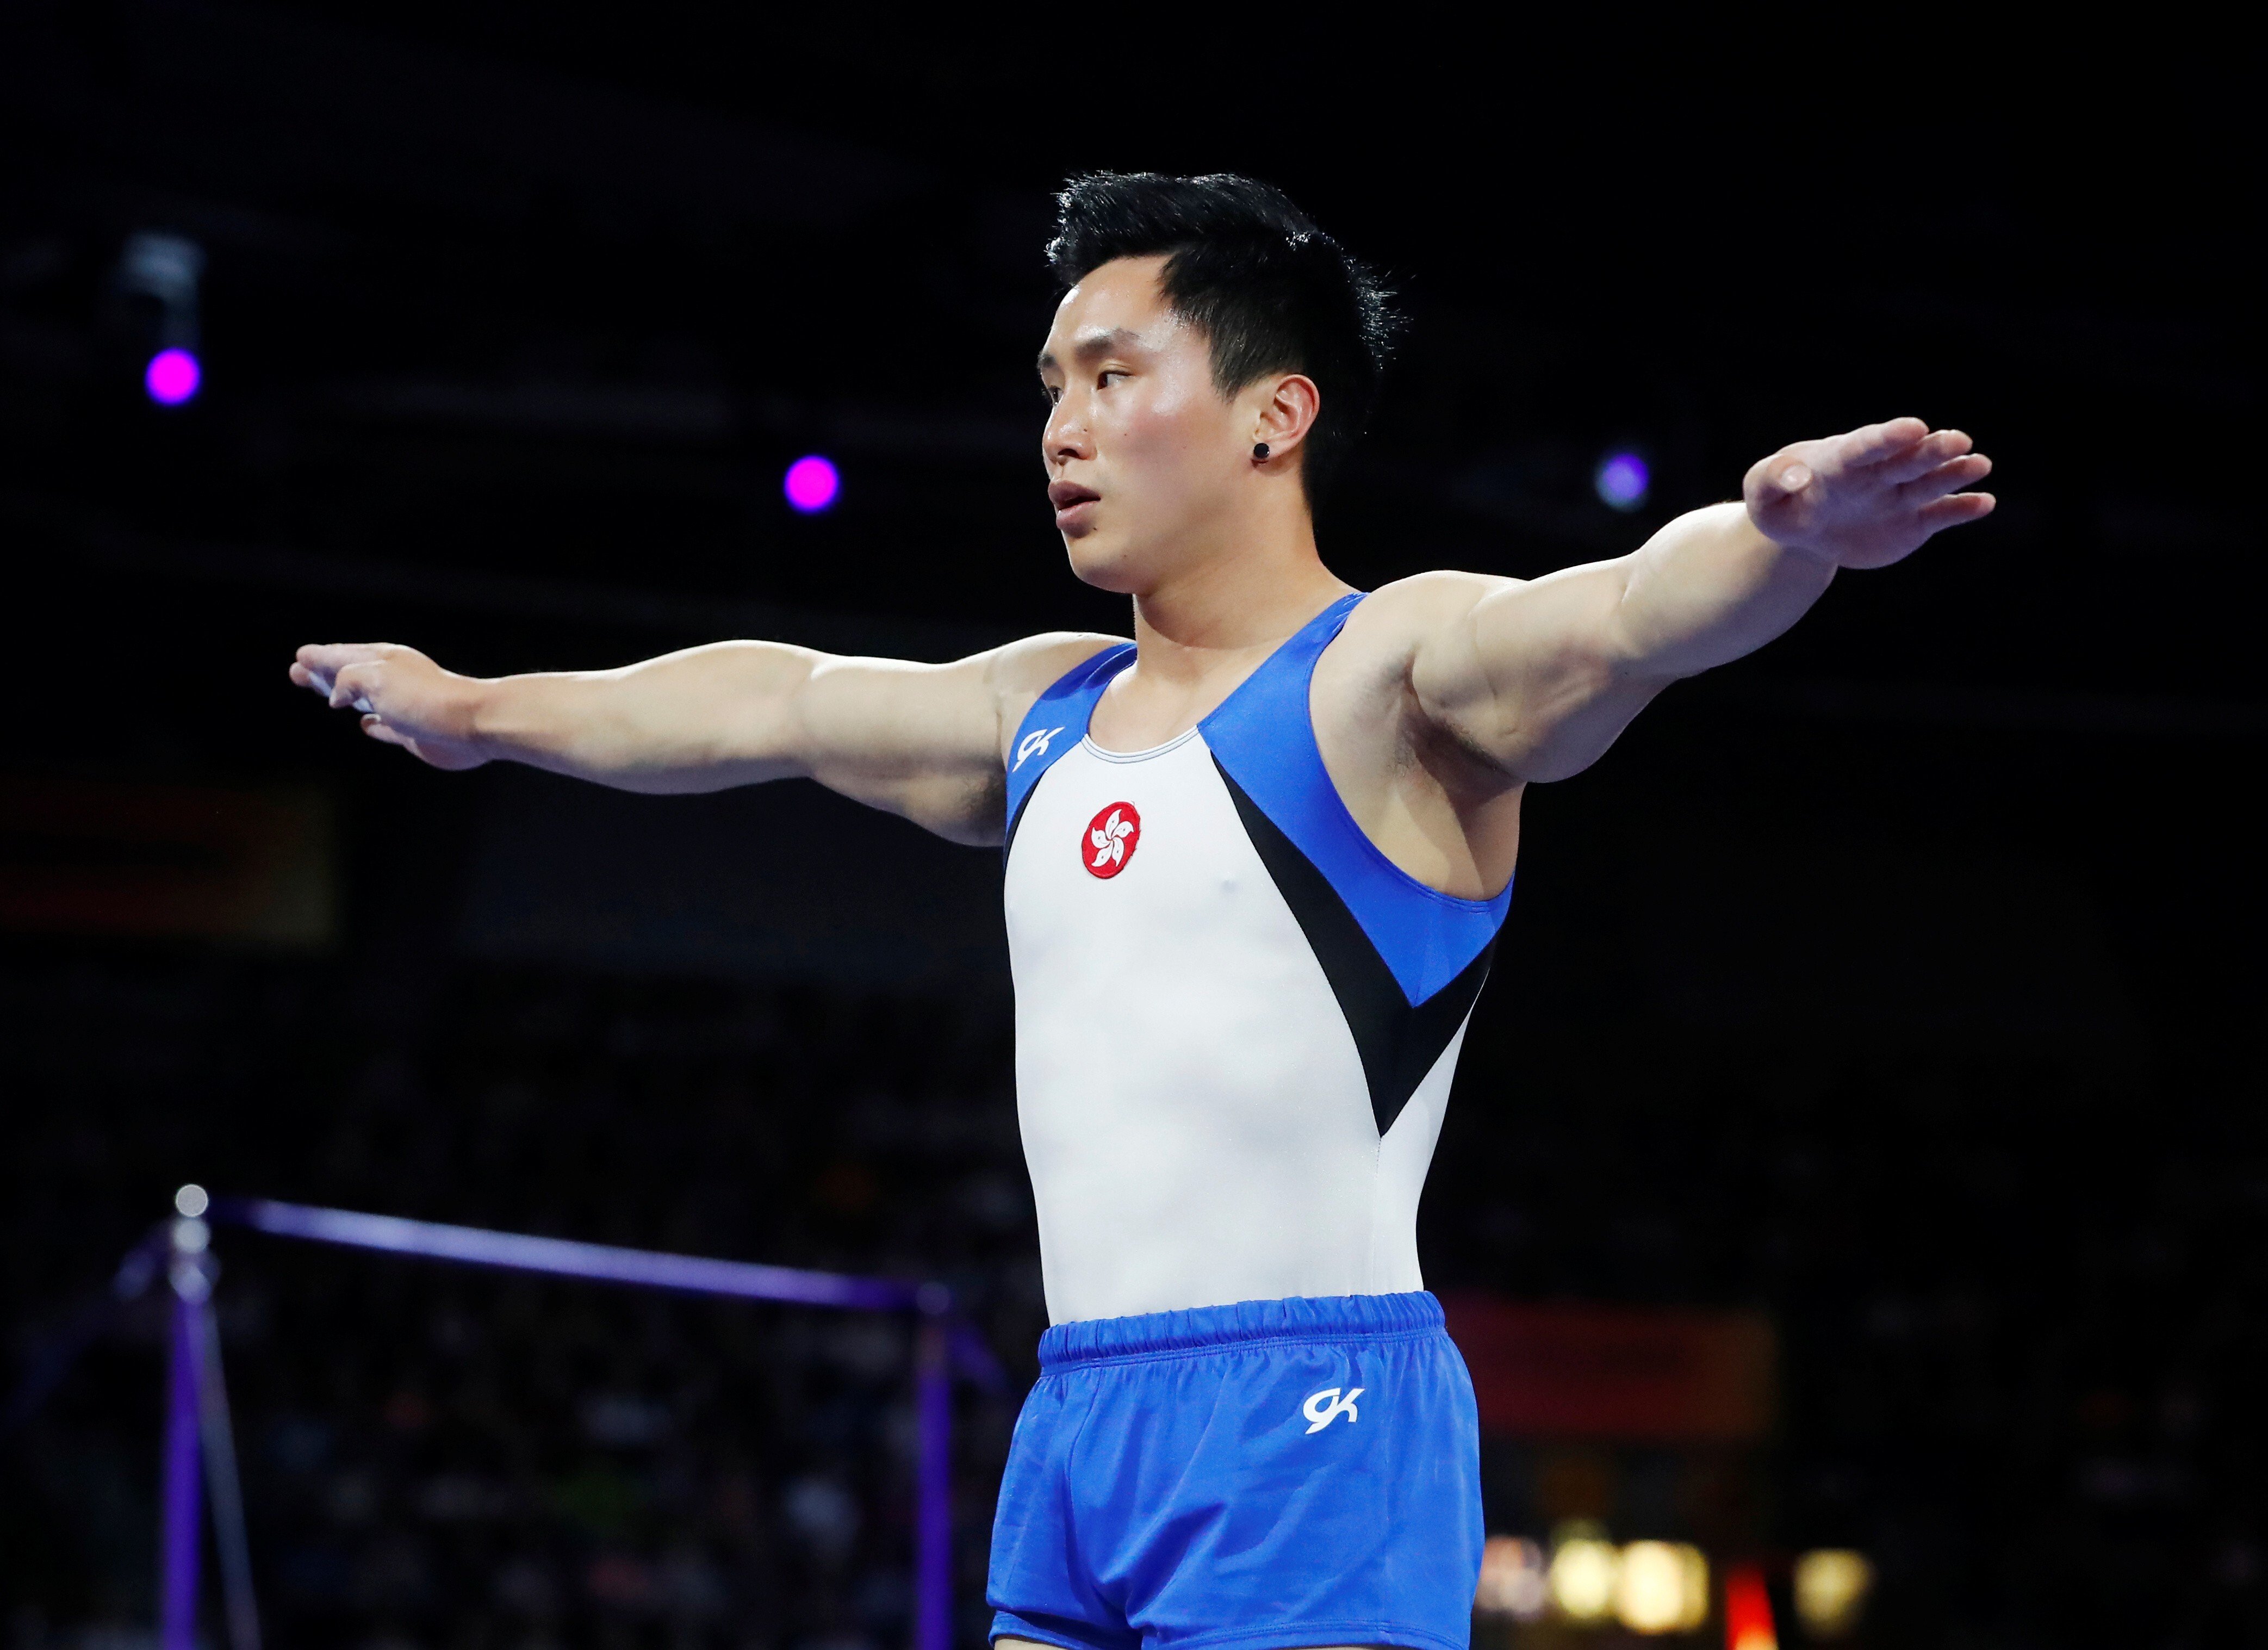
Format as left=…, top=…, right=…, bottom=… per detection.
left=145, top=349, right=202, bottom=406
left=1594, top=451, right=1649, bottom=512
left=784, top=455, right=840, bottom=513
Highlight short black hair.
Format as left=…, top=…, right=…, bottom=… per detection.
left=1047, top=172, right=1398, bottom=501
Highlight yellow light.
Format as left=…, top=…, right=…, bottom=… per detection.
left=1794, top=1549, right=1874, bottom=1639
left=1610, top=1541, right=1710, bottom=1633
left=1474, top=1536, right=1550, bottom=1621
left=1549, top=1538, right=1619, bottom=1622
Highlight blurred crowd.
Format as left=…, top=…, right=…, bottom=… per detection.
left=5, top=939, right=2264, bottom=1648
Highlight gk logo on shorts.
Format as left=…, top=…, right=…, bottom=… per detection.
left=1301, top=1385, right=1364, bottom=1434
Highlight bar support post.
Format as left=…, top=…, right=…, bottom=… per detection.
left=159, top=1223, right=207, bottom=1650
left=914, top=1286, right=954, bottom=1650
left=191, top=1295, right=262, bottom=1650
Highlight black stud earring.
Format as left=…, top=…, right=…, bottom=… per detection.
left=1252, top=442, right=1271, bottom=462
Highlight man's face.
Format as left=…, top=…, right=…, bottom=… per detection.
left=1037, top=256, right=1251, bottom=593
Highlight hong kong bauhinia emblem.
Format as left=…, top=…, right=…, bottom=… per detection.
left=1083, top=802, right=1140, bottom=879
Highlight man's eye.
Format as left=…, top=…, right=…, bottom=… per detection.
left=1041, top=385, right=1061, bottom=405
left=1098, top=370, right=1126, bottom=387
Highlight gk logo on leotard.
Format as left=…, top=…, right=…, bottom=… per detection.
left=1014, top=727, right=1065, bottom=771
left=1083, top=802, right=1140, bottom=879
left=1302, top=1386, right=1364, bottom=1434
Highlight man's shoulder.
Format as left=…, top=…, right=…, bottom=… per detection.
left=983, top=631, right=1129, bottom=737
left=986, top=630, right=1128, bottom=692
left=1335, top=569, right=1523, bottom=662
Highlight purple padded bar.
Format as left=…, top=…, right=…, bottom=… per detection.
left=214, top=1198, right=919, bottom=1312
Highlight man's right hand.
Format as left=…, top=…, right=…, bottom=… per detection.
left=290, top=642, right=490, bottom=770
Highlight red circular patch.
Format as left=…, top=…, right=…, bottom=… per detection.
left=1082, top=801, right=1141, bottom=879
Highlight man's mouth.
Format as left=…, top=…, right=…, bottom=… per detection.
left=1048, top=481, right=1100, bottom=533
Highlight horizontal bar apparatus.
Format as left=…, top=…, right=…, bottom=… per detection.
left=213, top=1197, right=927, bottom=1312
left=198, top=1194, right=958, bottom=1650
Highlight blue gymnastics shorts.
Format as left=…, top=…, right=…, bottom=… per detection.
left=986, top=1292, right=1483, bottom=1650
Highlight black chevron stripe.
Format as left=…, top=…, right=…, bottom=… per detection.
left=1002, top=777, right=1040, bottom=863
left=1215, top=759, right=1493, bottom=1135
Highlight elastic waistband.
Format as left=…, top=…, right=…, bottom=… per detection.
left=1038, top=1291, right=1444, bottom=1369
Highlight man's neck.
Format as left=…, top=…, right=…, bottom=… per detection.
left=1128, top=518, right=1354, bottom=688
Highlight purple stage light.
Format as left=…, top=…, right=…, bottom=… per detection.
left=1594, top=451, right=1649, bottom=512
left=145, top=349, right=201, bottom=406
left=784, top=455, right=840, bottom=513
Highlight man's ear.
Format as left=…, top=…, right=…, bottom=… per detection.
left=1252, top=374, right=1321, bottom=461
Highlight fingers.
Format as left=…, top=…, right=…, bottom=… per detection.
left=1915, top=492, right=1996, bottom=534
left=296, top=641, right=385, bottom=673
left=1899, top=453, right=1992, bottom=504
left=290, top=652, right=339, bottom=694
left=1879, top=430, right=1974, bottom=485
left=331, top=663, right=380, bottom=714
left=1838, top=417, right=1931, bottom=468
left=361, top=714, right=413, bottom=747
left=294, top=642, right=396, bottom=698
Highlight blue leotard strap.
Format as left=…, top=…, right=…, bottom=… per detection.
left=1202, top=594, right=1510, bottom=1006
left=1004, top=642, right=1135, bottom=842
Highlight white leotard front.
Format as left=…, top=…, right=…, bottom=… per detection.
left=1002, top=596, right=1510, bottom=1324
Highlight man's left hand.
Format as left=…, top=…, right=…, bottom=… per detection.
left=1744, top=417, right=1995, bottom=569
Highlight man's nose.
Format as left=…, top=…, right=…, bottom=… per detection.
left=1044, top=401, right=1091, bottom=466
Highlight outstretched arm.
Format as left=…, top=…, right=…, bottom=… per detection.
left=1414, top=417, right=1994, bottom=781
left=289, top=632, right=1116, bottom=845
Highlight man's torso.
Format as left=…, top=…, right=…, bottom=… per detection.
left=1002, top=596, right=1509, bottom=1325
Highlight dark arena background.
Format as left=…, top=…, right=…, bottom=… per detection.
left=1, top=11, right=2258, bottom=1649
